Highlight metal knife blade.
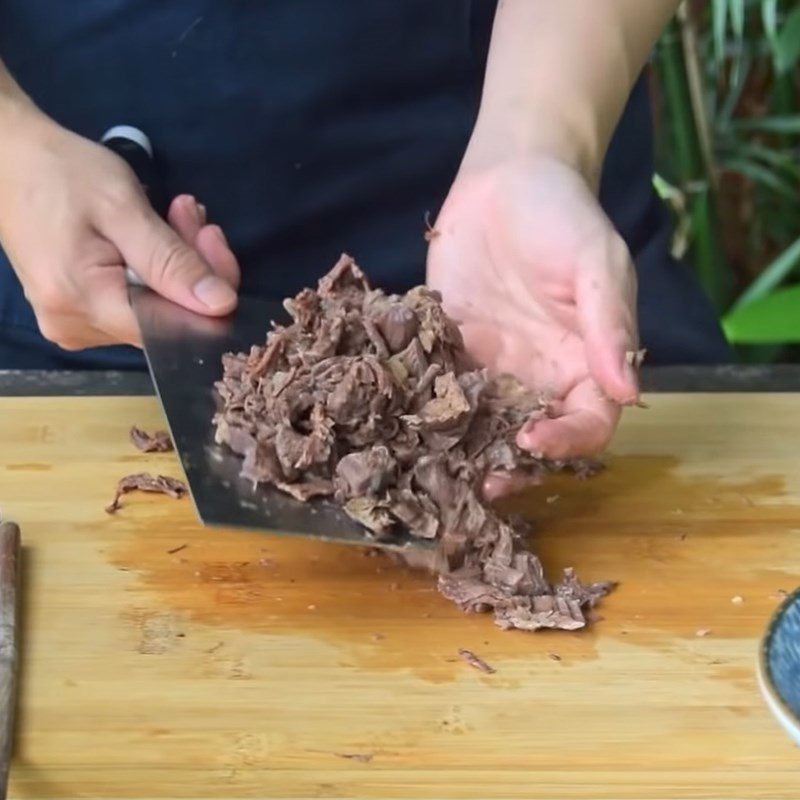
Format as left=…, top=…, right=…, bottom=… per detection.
left=130, top=287, right=429, bottom=551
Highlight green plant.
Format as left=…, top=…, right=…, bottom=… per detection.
left=652, top=0, right=800, bottom=357
left=723, top=283, right=800, bottom=342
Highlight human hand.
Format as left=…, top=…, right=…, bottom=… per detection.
left=427, top=155, right=639, bottom=495
left=0, top=110, right=239, bottom=350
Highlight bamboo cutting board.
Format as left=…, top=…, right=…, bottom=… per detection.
left=1, top=393, right=800, bottom=799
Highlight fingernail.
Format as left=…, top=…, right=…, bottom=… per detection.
left=186, top=196, right=203, bottom=226
left=192, top=274, right=237, bottom=311
left=623, top=362, right=640, bottom=399
left=212, top=225, right=229, bottom=248
left=518, top=418, right=541, bottom=443
left=197, top=203, right=207, bottom=223
left=515, top=430, right=543, bottom=459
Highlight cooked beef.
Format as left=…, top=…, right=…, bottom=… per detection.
left=130, top=426, right=173, bottom=453
left=106, top=473, right=188, bottom=513
left=626, top=348, right=647, bottom=369
left=335, top=753, right=374, bottom=763
left=458, top=648, right=496, bottom=674
left=213, top=254, right=612, bottom=631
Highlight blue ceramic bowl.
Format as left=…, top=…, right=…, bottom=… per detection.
left=759, top=587, right=800, bottom=746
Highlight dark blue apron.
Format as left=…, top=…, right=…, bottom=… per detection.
left=0, top=0, right=730, bottom=369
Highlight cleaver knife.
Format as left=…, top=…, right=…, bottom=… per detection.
left=105, top=127, right=426, bottom=552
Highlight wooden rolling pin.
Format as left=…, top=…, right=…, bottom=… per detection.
left=0, top=521, right=20, bottom=800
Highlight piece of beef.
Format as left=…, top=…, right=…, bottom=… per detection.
left=334, top=446, right=396, bottom=500
left=374, top=302, right=418, bottom=353
left=130, top=426, right=173, bottom=453
left=106, top=473, right=188, bottom=513
left=387, top=489, right=440, bottom=540
left=458, top=648, right=496, bottom=674
left=276, top=477, right=334, bottom=502
left=213, top=254, right=612, bottom=632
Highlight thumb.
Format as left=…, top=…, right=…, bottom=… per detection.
left=575, top=231, right=639, bottom=405
left=107, top=200, right=238, bottom=316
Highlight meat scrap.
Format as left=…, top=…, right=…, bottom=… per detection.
left=106, top=473, right=188, bottom=514
left=458, top=648, right=496, bottom=674
left=213, top=254, right=612, bottom=632
left=335, top=753, right=374, bottom=763
left=423, top=211, right=440, bottom=242
left=130, top=426, right=174, bottom=453
left=626, top=348, right=647, bottom=370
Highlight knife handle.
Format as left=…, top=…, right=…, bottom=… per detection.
left=0, top=521, right=21, bottom=800
left=101, top=126, right=167, bottom=287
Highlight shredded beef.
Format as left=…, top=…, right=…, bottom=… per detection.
left=213, top=254, right=612, bottom=631
left=130, top=426, right=174, bottom=453
left=458, top=648, right=496, bottom=674
left=106, top=473, right=188, bottom=514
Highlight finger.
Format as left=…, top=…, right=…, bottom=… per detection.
left=575, top=231, right=639, bottom=405
left=167, top=194, right=204, bottom=245
left=516, top=377, right=620, bottom=460
left=105, top=199, right=237, bottom=316
left=35, top=310, right=120, bottom=351
left=82, top=262, right=142, bottom=347
left=29, top=227, right=141, bottom=349
left=168, top=196, right=240, bottom=289
left=195, top=224, right=241, bottom=289
left=483, top=470, right=543, bottom=502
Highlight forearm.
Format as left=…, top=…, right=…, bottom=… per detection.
left=466, top=0, right=680, bottom=182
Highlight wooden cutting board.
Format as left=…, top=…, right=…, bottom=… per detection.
left=1, top=393, right=799, bottom=799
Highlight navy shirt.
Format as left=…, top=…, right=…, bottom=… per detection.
left=0, top=1, right=731, bottom=369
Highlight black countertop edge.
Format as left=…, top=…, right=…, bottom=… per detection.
left=1, top=365, right=800, bottom=397
left=0, top=370, right=154, bottom=397
left=640, top=364, right=800, bottom=392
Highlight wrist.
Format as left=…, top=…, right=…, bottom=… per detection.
left=0, top=95, right=59, bottom=234
left=0, top=91, right=57, bottom=174
left=461, top=106, right=603, bottom=188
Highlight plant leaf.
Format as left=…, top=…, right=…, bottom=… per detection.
left=731, top=235, right=800, bottom=309
left=723, top=284, right=800, bottom=343
left=728, top=0, right=746, bottom=86
left=773, top=6, right=800, bottom=73
left=732, top=115, right=800, bottom=134
left=652, top=173, right=686, bottom=210
left=718, top=50, right=751, bottom=124
left=720, top=141, right=800, bottom=180
left=729, top=0, right=745, bottom=39
left=712, top=0, right=729, bottom=64
left=720, top=156, right=799, bottom=199
left=762, top=0, right=779, bottom=41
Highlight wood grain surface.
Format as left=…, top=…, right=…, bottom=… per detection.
left=0, top=394, right=799, bottom=799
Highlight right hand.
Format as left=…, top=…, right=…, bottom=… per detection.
left=0, top=109, right=239, bottom=350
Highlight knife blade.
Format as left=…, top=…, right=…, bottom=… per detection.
left=130, top=287, right=428, bottom=551
left=104, top=126, right=427, bottom=550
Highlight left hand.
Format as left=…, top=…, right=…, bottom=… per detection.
left=427, top=155, right=639, bottom=497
